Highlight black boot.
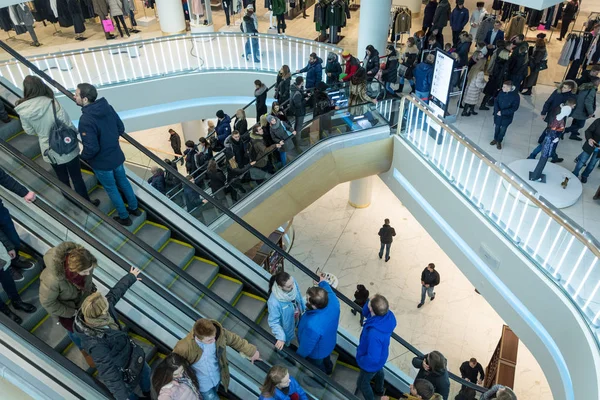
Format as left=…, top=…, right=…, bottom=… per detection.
left=480, top=96, right=490, bottom=111
left=12, top=300, right=36, bottom=313
left=395, top=83, right=404, bottom=94
left=461, top=107, right=471, bottom=117
left=469, top=105, right=478, bottom=116
left=1, top=305, right=22, bottom=324
left=521, top=88, right=532, bottom=96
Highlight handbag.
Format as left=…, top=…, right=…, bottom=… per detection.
left=102, top=19, right=115, bottom=33
left=397, top=64, right=408, bottom=77
left=121, top=339, right=145, bottom=384
left=539, top=60, right=548, bottom=70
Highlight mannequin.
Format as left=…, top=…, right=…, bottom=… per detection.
left=91, top=0, right=116, bottom=39
left=123, top=0, right=140, bottom=33
left=191, top=0, right=206, bottom=25
left=10, top=3, right=41, bottom=46
left=67, top=0, right=86, bottom=40
left=272, top=0, right=286, bottom=34
left=223, top=0, right=233, bottom=25
left=265, top=0, right=276, bottom=29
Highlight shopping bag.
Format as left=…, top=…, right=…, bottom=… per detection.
left=102, top=19, right=115, bottom=33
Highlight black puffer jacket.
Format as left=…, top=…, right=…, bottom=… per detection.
left=364, top=48, right=380, bottom=80
left=382, top=52, right=399, bottom=83
left=412, top=354, right=450, bottom=400
left=72, top=273, right=139, bottom=400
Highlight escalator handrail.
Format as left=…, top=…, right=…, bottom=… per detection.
left=0, top=123, right=360, bottom=400
left=0, top=40, right=483, bottom=393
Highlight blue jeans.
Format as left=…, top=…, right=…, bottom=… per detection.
left=379, top=242, right=391, bottom=259
left=567, top=118, right=586, bottom=137
left=93, top=164, right=138, bottom=219
left=528, top=141, right=559, bottom=161
left=245, top=37, right=260, bottom=61
left=127, top=362, right=151, bottom=399
left=200, top=385, right=220, bottom=400
left=67, top=330, right=83, bottom=349
left=385, top=82, right=395, bottom=94
left=356, top=368, right=385, bottom=400
left=280, top=151, right=287, bottom=166
left=420, top=285, right=435, bottom=304
left=415, top=90, right=429, bottom=103
left=307, top=355, right=334, bottom=375
left=494, top=124, right=509, bottom=143
left=573, top=150, right=600, bottom=178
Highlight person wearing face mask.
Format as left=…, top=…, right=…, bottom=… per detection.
left=296, top=274, right=340, bottom=375
left=259, top=365, right=308, bottom=400
left=174, top=318, right=261, bottom=400
left=152, top=353, right=201, bottom=399
left=40, top=243, right=97, bottom=354
left=267, top=272, right=306, bottom=351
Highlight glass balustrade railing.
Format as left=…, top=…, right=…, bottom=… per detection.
left=0, top=34, right=341, bottom=91
left=397, top=95, right=600, bottom=343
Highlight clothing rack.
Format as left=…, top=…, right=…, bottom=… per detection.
left=389, top=5, right=411, bottom=46
left=561, top=29, right=593, bottom=81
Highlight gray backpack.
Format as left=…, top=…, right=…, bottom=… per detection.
left=46, top=101, right=79, bottom=159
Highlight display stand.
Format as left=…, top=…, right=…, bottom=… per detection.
left=244, top=230, right=285, bottom=275
left=137, top=3, right=157, bottom=27
left=191, top=0, right=214, bottom=33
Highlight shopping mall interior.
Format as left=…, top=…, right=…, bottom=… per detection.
left=0, top=0, right=599, bottom=399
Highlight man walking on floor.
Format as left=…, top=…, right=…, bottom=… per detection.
left=75, top=83, right=142, bottom=227
left=418, top=263, right=440, bottom=308
left=378, top=218, right=396, bottom=262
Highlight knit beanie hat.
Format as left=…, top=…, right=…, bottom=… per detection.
left=216, top=110, right=225, bottom=119
left=266, top=115, right=276, bottom=124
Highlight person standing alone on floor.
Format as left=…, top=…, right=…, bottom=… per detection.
left=459, top=357, right=485, bottom=387
left=490, top=80, right=520, bottom=150
left=418, top=263, right=440, bottom=308
left=351, top=284, right=370, bottom=326
left=378, top=219, right=396, bottom=262
left=75, top=83, right=142, bottom=227
left=168, top=129, right=182, bottom=157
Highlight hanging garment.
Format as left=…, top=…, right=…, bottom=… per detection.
left=491, top=0, right=502, bottom=11
left=191, top=0, right=204, bottom=15
left=394, top=9, right=411, bottom=34
left=68, top=0, right=85, bottom=33
left=33, top=0, right=57, bottom=23
left=56, top=0, right=74, bottom=27
left=50, top=0, right=59, bottom=17
left=0, top=8, right=13, bottom=31
left=15, top=4, right=36, bottom=26
left=79, top=0, right=94, bottom=18
left=544, top=5, right=555, bottom=30
left=476, top=16, right=495, bottom=44
left=558, top=35, right=577, bottom=66
left=7, top=6, right=29, bottom=34
left=527, top=10, right=542, bottom=27
left=314, top=1, right=328, bottom=31
left=505, top=15, right=525, bottom=39
left=91, top=0, right=108, bottom=19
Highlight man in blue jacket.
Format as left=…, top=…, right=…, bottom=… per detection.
left=414, top=54, right=435, bottom=103
left=215, top=110, right=232, bottom=145
left=296, top=53, right=323, bottom=89
left=356, top=294, right=397, bottom=400
left=484, top=20, right=504, bottom=56
left=296, top=274, right=340, bottom=375
left=450, top=0, right=469, bottom=46
left=490, top=80, right=520, bottom=150
left=75, top=83, right=141, bottom=226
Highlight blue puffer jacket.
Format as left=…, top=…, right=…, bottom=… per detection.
left=541, top=86, right=576, bottom=123
left=414, top=62, right=435, bottom=93
left=267, top=279, right=306, bottom=344
left=450, top=6, right=469, bottom=32
left=299, top=57, right=323, bottom=89
left=258, top=377, right=308, bottom=400
left=356, top=300, right=397, bottom=372
left=296, top=281, right=340, bottom=359
left=78, top=97, right=126, bottom=171
left=216, top=114, right=232, bottom=145
left=493, top=89, right=520, bottom=127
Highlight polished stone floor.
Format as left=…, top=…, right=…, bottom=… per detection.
left=288, top=178, right=552, bottom=399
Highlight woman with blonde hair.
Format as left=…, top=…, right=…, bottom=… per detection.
left=259, top=365, right=308, bottom=400
left=234, top=109, right=248, bottom=135
left=73, top=267, right=148, bottom=400
left=461, top=58, right=487, bottom=116
left=275, top=65, right=292, bottom=106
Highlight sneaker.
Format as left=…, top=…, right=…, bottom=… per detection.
left=550, top=158, right=564, bottom=163
left=9, top=266, right=23, bottom=282
left=127, top=208, right=142, bottom=217
left=581, top=176, right=588, bottom=183
left=496, top=142, right=502, bottom=150
left=417, top=303, right=424, bottom=308
left=12, top=257, right=35, bottom=271
left=490, top=140, right=497, bottom=146
left=1, top=306, right=22, bottom=324
left=430, top=293, right=436, bottom=301
left=569, top=135, right=583, bottom=141
left=12, top=300, right=36, bottom=313
left=91, top=199, right=101, bottom=206
left=113, top=216, right=133, bottom=226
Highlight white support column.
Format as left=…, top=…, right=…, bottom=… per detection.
left=181, top=119, right=207, bottom=142
left=155, top=0, right=186, bottom=34
left=357, top=0, right=393, bottom=57
left=348, top=177, right=373, bottom=208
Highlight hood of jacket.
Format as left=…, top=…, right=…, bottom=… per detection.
left=363, top=308, right=397, bottom=335
left=577, top=81, right=596, bottom=92
left=559, top=79, right=578, bottom=93
left=73, top=308, right=116, bottom=339
left=43, top=242, right=80, bottom=280
left=327, top=53, right=338, bottom=63
left=81, top=97, right=112, bottom=119
left=311, top=57, right=324, bottom=66
left=255, top=84, right=268, bottom=96
left=217, top=114, right=231, bottom=126
left=15, top=96, right=54, bottom=122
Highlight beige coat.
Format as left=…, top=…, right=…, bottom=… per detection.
left=173, top=320, right=257, bottom=392
left=39, top=242, right=95, bottom=318
left=15, top=97, right=79, bottom=165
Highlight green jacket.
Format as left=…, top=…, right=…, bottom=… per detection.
left=272, top=0, right=286, bottom=15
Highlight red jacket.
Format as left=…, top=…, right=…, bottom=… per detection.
left=342, top=55, right=360, bottom=81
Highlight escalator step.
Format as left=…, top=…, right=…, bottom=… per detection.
left=63, top=343, right=95, bottom=374
left=208, top=274, right=243, bottom=305
left=149, top=352, right=166, bottom=372
left=33, top=155, right=55, bottom=174
left=31, top=315, right=72, bottom=352
left=158, top=239, right=194, bottom=269
left=13, top=252, right=42, bottom=294
left=329, top=361, right=360, bottom=397
left=0, top=118, right=22, bottom=141
left=181, top=257, right=219, bottom=286
left=233, top=292, right=266, bottom=323
left=129, top=332, right=158, bottom=363
left=133, top=221, right=170, bottom=250
left=10, top=280, right=46, bottom=332
left=88, top=186, right=115, bottom=215
left=81, top=170, right=98, bottom=192
left=6, top=131, right=41, bottom=159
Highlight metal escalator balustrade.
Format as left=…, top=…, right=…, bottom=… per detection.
left=397, top=95, right=600, bottom=344
left=0, top=109, right=358, bottom=400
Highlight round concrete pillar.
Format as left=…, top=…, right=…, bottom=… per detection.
left=155, top=0, right=186, bottom=34
left=357, top=0, right=393, bottom=57
left=348, top=177, right=373, bottom=208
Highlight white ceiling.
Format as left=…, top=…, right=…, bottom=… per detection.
left=504, top=0, right=571, bottom=11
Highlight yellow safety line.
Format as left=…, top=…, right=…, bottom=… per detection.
left=165, top=238, right=194, bottom=248
left=141, top=220, right=169, bottom=230
left=213, top=273, right=242, bottom=285
left=128, top=332, right=153, bottom=346
left=240, top=291, right=267, bottom=303
left=6, top=130, right=25, bottom=141
left=256, top=308, right=267, bottom=324
left=16, top=273, right=41, bottom=295
left=194, top=255, right=218, bottom=267
left=335, top=360, right=360, bottom=371
left=62, top=341, right=74, bottom=354
left=30, top=314, right=50, bottom=333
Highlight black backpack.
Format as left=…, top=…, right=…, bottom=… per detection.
left=46, top=101, right=79, bottom=159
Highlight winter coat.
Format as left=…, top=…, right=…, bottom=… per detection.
left=401, top=47, right=419, bottom=80
left=15, top=97, right=79, bottom=165
left=313, top=90, right=336, bottom=117
left=523, top=47, right=547, bottom=89
left=541, top=83, right=577, bottom=122
left=356, top=300, right=397, bottom=372
left=272, top=0, right=286, bottom=15
left=241, top=14, right=258, bottom=33
left=0, top=167, right=28, bottom=209
left=92, top=0, right=109, bottom=19
left=289, top=85, right=306, bottom=118
left=412, top=354, right=451, bottom=400
left=414, top=62, right=434, bottom=93
left=184, top=145, right=199, bottom=174
left=432, top=0, right=451, bottom=29
left=250, top=134, right=277, bottom=168
left=562, top=0, right=578, bottom=21
left=422, top=0, right=438, bottom=29
left=39, top=242, right=95, bottom=319
left=483, top=51, right=509, bottom=96
left=364, top=49, right=380, bottom=80
left=216, top=114, right=232, bottom=144
left=173, top=320, right=257, bottom=392
left=169, top=132, right=182, bottom=153
left=378, top=224, right=396, bottom=244
left=382, top=53, right=399, bottom=83
left=224, top=136, right=249, bottom=167
left=455, top=40, right=472, bottom=67
left=353, top=285, right=369, bottom=307
left=342, top=55, right=360, bottom=82
left=207, top=169, right=227, bottom=193
left=571, top=82, right=597, bottom=120
left=299, top=57, right=323, bottom=89
left=450, top=6, right=469, bottom=32
left=78, top=98, right=126, bottom=171
left=148, top=170, right=166, bottom=194
left=255, top=84, right=268, bottom=117
left=464, top=71, right=486, bottom=105
left=493, top=90, right=520, bottom=127
left=267, top=279, right=306, bottom=344
left=157, top=377, right=201, bottom=400
left=233, top=117, right=248, bottom=136
left=583, top=119, right=600, bottom=154
left=296, top=281, right=340, bottom=359
left=72, top=273, right=138, bottom=400
left=275, top=75, right=291, bottom=105
left=484, top=29, right=504, bottom=47
left=269, top=119, right=294, bottom=152
left=257, top=377, right=308, bottom=400
left=325, top=56, right=343, bottom=84
left=421, top=267, right=440, bottom=286
left=348, top=82, right=374, bottom=115
left=107, top=0, right=124, bottom=16
left=507, top=52, right=528, bottom=79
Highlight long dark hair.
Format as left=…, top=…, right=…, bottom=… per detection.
left=268, top=271, right=291, bottom=294
left=151, top=353, right=199, bottom=398
left=260, top=365, right=289, bottom=397
left=207, top=159, right=218, bottom=173
left=351, top=67, right=367, bottom=85
left=16, top=75, right=54, bottom=105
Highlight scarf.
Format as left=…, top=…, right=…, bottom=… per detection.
left=271, top=278, right=299, bottom=303
left=64, top=255, right=87, bottom=290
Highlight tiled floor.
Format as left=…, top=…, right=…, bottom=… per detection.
left=288, top=178, right=552, bottom=400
